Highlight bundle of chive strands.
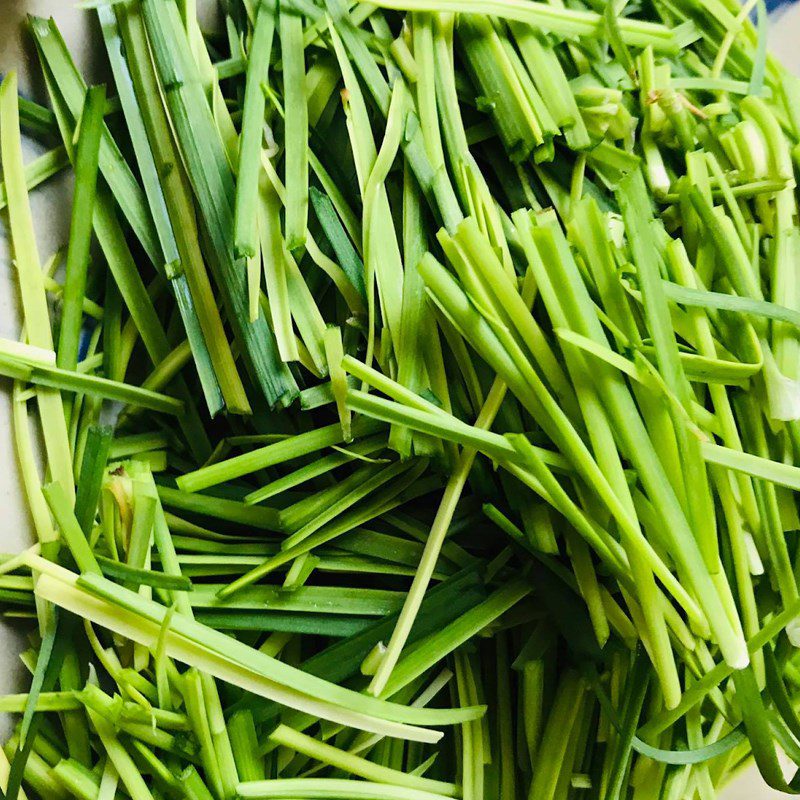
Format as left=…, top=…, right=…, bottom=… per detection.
left=4, top=0, right=800, bottom=797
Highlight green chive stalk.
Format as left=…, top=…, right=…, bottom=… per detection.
left=56, top=87, right=106, bottom=370
left=279, top=9, right=310, bottom=251
left=234, top=1, right=276, bottom=260
left=115, top=0, right=251, bottom=415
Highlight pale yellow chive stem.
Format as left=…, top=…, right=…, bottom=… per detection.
left=12, top=383, right=57, bottom=550
left=0, top=73, right=73, bottom=501
left=0, top=544, right=41, bottom=577
left=0, top=745, right=29, bottom=800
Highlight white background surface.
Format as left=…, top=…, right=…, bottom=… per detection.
left=1, top=2, right=800, bottom=796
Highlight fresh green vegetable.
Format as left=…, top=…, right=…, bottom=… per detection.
left=4, top=0, right=800, bottom=798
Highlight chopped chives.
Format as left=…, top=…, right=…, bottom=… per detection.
left=0, top=145, right=69, bottom=212
left=234, top=1, right=276, bottom=260
left=30, top=16, right=161, bottom=265
left=258, top=170, right=300, bottom=362
left=1, top=73, right=74, bottom=503
left=56, top=85, right=105, bottom=374
left=279, top=10, right=309, bottom=251
left=116, top=0, right=251, bottom=414
left=98, top=3, right=225, bottom=417
left=3, top=1, right=800, bottom=797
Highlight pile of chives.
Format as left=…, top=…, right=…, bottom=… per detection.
left=1, top=0, right=800, bottom=796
